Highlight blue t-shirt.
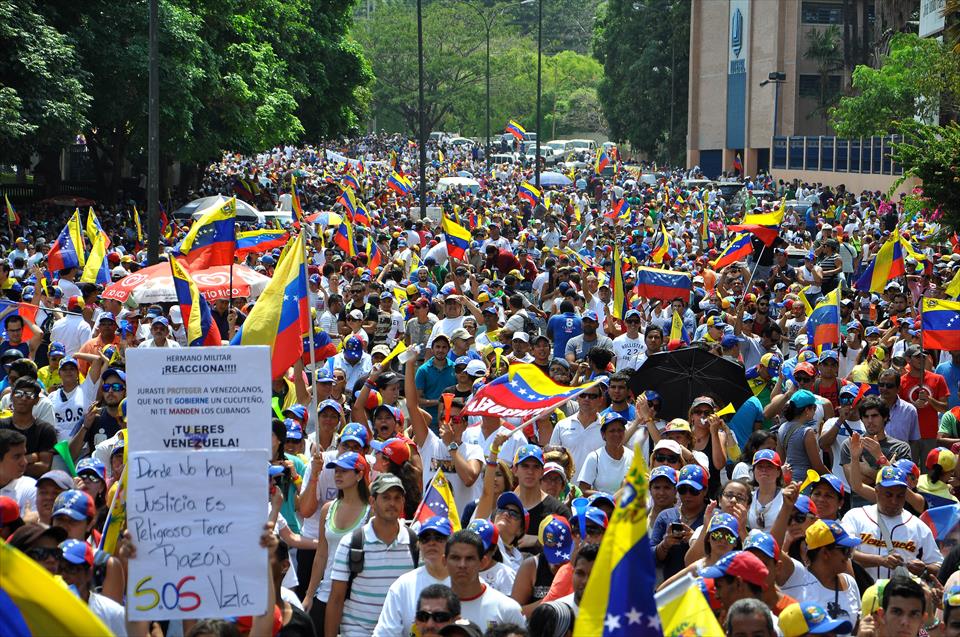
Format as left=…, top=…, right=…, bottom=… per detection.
left=547, top=313, right=582, bottom=359
left=936, top=360, right=960, bottom=409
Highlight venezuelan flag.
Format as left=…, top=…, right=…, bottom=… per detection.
left=594, top=148, right=611, bottom=174
left=133, top=206, right=143, bottom=245
left=232, top=233, right=310, bottom=379
left=338, top=186, right=359, bottom=221
left=573, top=444, right=664, bottom=637
left=462, top=363, right=601, bottom=422
left=80, top=232, right=111, bottom=285
left=946, top=267, right=960, bottom=298
left=612, top=242, right=628, bottom=320
left=607, top=198, right=629, bottom=221
left=85, top=208, right=110, bottom=249
left=855, top=231, right=905, bottom=293
left=655, top=573, right=725, bottom=637
left=5, top=194, right=20, bottom=225
left=353, top=200, right=372, bottom=227
left=517, top=182, right=541, bottom=206
left=171, top=257, right=221, bottom=346
left=807, top=287, right=841, bottom=347
left=442, top=212, right=471, bottom=260
left=650, top=224, right=670, bottom=264
left=367, top=236, right=383, bottom=271
left=733, top=153, right=743, bottom=173
left=920, top=503, right=960, bottom=541
left=921, top=298, right=960, bottom=351
left=699, top=201, right=709, bottom=242
left=505, top=119, right=526, bottom=140
left=334, top=216, right=356, bottom=257
left=45, top=213, right=85, bottom=272
left=413, top=469, right=462, bottom=531
left=711, top=232, right=754, bottom=270
left=290, top=175, right=305, bottom=224
left=341, top=173, right=360, bottom=193
left=387, top=171, right=413, bottom=195
left=236, top=228, right=288, bottom=257
left=669, top=310, right=690, bottom=347
left=175, top=196, right=237, bottom=269
left=742, top=198, right=785, bottom=226
left=0, top=542, right=114, bottom=637
left=634, top=266, right=691, bottom=303
left=726, top=222, right=779, bottom=247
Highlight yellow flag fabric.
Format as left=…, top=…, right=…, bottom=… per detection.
left=80, top=232, right=109, bottom=284
left=946, top=266, right=960, bottom=298
left=656, top=574, right=726, bottom=637
left=379, top=341, right=407, bottom=368
left=0, top=542, right=114, bottom=637
left=68, top=209, right=86, bottom=266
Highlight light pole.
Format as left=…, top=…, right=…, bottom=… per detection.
left=534, top=0, right=542, bottom=190
left=416, top=0, right=427, bottom=220
left=760, top=71, right=787, bottom=137
left=147, top=0, right=160, bottom=265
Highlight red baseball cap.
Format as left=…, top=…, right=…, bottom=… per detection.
left=371, top=438, right=410, bottom=465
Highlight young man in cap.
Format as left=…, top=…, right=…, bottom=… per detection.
left=819, top=384, right=864, bottom=494
left=47, top=354, right=99, bottom=443
left=564, top=311, right=613, bottom=364
left=374, top=516, right=454, bottom=637
left=699, top=550, right=770, bottom=615
left=445, top=529, right=525, bottom=629
left=57, top=538, right=126, bottom=635
left=34, top=469, right=73, bottom=525
left=69, top=367, right=126, bottom=460
left=611, top=309, right=645, bottom=372
left=52, top=489, right=124, bottom=602
left=511, top=445, right=572, bottom=548
left=329, top=335, right=373, bottom=394
left=326, top=473, right=419, bottom=637
left=75, top=312, right=120, bottom=375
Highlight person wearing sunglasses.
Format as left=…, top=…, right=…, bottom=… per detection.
left=374, top=516, right=454, bottom=637
left=75, top=456, right=107, bottom=511
left=876, top=369, right=921, bottom=455
left=780, top=495, right=819, bottom=560
left=548, top=381, right=604, bottom=476
left=688, top=396, right=729, bottom=497
left=408, top=584, right=463, bottom=637
left=652, top=464, right=709, bottom=580
left=664, top=512, right=742, bottom=590
left=819, top=385, right=864, bottom=497
left=798, top=520, right=863, bottom=628
left=7, top=522, right=67, bottom=574
left=69, top=368, right=125, bottom=462
left=839, top=396, right=913, bottom=509
left=57, top=538, right=126, bottom=636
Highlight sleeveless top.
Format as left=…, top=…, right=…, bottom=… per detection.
left=532, top=554, right=555, bottom=601
left=316, top=499, right=369, bottom=602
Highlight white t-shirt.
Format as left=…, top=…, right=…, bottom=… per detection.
left=372, top=566, right=450, bottom=637
left=461, top=426, right=527, bottom=467
left=48, top=377, right=96, bottom=441
left=820, top=417, right=864, bottom=490
left=841, top=505, right=943, bottom=580
left=427, top=316, right=467, bottom=346
left=88, top=591, right=127, bottom=636
left=137, top=338, right=181, bottom=348
left=612, top=334, right=645, bottom=371
left=480, top=562, right=516, bottom=596
left=747, top=489, right=783, bottom=533
left=0, top=475, right=36, bottom=511
left=50, top=315, right=92, bottom=357
left=549, top=415, right=602, bottom=478
left=418, top=430, right=485, bottom=511
left=800, top=573, right=861, bottom=633
left=459, top=585, right=526, bottom=632
left=577, top=446, right=634, bottom=494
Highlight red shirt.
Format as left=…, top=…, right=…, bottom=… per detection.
left=900, top=368, right=949, bottom=439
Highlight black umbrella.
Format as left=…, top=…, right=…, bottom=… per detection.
left=628, top=346, right=752, bottom=420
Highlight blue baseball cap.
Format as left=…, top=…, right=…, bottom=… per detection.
left=284, top=418, right=303, bottom=441
left=466, top=518, right=499, bottom=552
left=571, top=505, right=608, bottom=531
left=700, top=551, right=770, bottom=588
left=625, top=309, right=642, bottom=320
left=720, top=334, right=742, bottom=349
left=268, top=464, right=285, bottom=478
left=752, top=449, right=783, bottom=467
left=315, top=369, right=335, bottom=384
left=677, top=464, right=707, bottom=492
left=814, top=473, right=845, bottom=496
left=97, top=312, right=117, bottom=324
left=102, top=367, right=126, bottom=383
left=587, top=492, right=616, bottom=508
left=789, top=389, right=818, bottom=409
left=865, top=325, right=881, bottom=336
left=339, top=423, right=368, bottom=447
left=283, top=404, right=308, bottom=420
left=318, top=398, right=343, bottom=414
left=75, top=457, right=106, bottom=481
left=454, top=355, right=471, bottom=368
left=52, top=490, right=95, bottom=521
left=708, top=512, right=739, bottom=536
left=420, top=515, right=454, bottom=539
left=59, top=356, right=79, bottom=369
left=496, top=492, right=529, bottom=531
left=744, top=530, right=780, bottom=560
left=513, top=444, right=544, bottom=466
left=876, top=466, right=908, bottom=488
left=344, top=336, right=364, bottom=359
left=582, top=310, right=599, bottom=322
left=59, top=538, right=95, bottom=566
left=48, top=342, right=66, bottom=358
left=538, top=515, right=574, bottom=565
left=818, top=350, right=839, bottom=363
left=794, top=495, right=817, bottom=516
left=650, top=466, right=679, bottom=485
left=325, top=451, right=369, bottom=473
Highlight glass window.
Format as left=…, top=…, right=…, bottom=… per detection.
left=849, top=139, right=861, bottom=172
left=835, top=139, right=848, bottom=171
left=773, top=137, right=788, bottom=170
left=871, top=137, right=883, bottom=174
left=820, top=137, right=834, bottom=171
left=788, top=137, right=804, bottom=170
left=801, top=1, right=843, bottom=24
left=805, top=137, right=820, bottom=170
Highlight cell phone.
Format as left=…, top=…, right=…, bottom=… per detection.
left=669, top=522, right=684, bottom=535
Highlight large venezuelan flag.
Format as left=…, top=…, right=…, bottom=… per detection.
left=855, top=231, right=905, bottom=293
left=175, top=196, right=237, bottom=269
left=231, top=233, right=310, bottom=378
left=921, top=298, right=960, bottom=351
left=236, top=229, right=288, bottom=257
left=441, top=212, right=471, bottom=260
left=505, top=119, right=526, bottom=140
left=462, top=363, right=600, bottom=422
left=170, top=257, right=222, bottom=346
left=46, top=212, right=85, bottom=272
left=413, top=469, right=462, bottom=531
left=711, top=232, right=754, bottom=270
left=633, top=266, right=691, bottom=303
left=79, top=232, right=111, bottom=285
left=806, top=287, right=841, bottom=347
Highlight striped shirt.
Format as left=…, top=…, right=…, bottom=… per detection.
left=330, top=519, right=418, bottom=637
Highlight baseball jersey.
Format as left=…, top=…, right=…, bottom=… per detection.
left=841, top=504, right=942, bottom=580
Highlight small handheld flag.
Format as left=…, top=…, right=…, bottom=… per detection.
left=413, top=469, right=462, bottom=531
left=505, top=120, right=526, bottom=141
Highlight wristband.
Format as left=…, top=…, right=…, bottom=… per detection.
left=491, top=447, right=501, bottom=455
left=877, top=455, right=888, bottom=466
left=486, top=459, right=499, bottom=467
left=365, top=379, right=377, bottom=390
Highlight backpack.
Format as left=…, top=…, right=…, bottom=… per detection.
left=519, top=309, right=540, bottom=337
left=346, top=525, right=419, bottom=599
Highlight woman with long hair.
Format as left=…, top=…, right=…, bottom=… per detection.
left=748, top=449, right=784, bottom=533
left=474, top=431, right=527, bottom=572
left=687, top=396, right=728, bottom=497
left=460, top=458, right=515, bottom=525
left=777, top=390, right=830, bottom=478
left=660, top=512, right=742, bottom=589
left=301, top=452, right=371, bottom=635
left=730, top=430, right=778, bottom=481
left=684, top=478, right=752, bottom=564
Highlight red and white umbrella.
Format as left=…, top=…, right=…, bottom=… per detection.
left=102, top=262, right=270, bottom=304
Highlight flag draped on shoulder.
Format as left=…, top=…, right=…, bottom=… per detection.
left=170, top=257, right=222, bottom=346
left=414, top=469, right=462, bottom=531
left=462, top=363, right=600, bottom=422
left=921, top=298, right=960, bottom=350
left=175, top=196, right=237, bottom=269
left=442, top=212, right=471, bottom=260
left=231, top=233, right=310, bottom=378
left=807, top=287, right=841, bottom=347
left=574, top=446, right=663, bottom=637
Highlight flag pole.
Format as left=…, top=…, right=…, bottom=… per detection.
left=299, top=227, right=322, bottom=448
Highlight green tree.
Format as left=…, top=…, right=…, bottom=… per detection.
left=829, top=33, right=960, bottom=137
left=593, top=0, right=689, bottom=163
left=892, top=121, right=960, bottom=234
left=0, top=0, right=88, bottom=168
left=803, top=25, right=843, bottom=119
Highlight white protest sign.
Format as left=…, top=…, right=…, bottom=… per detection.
left=126, top=449, right=268, bottom=620
left=126, top=346, right=271, bottom=450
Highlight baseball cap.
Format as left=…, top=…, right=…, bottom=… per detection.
left=151, top=316, right=169, bottom=328
left=98, top=311, right=117, bottom=324
left=59, top=356, right=79, bottom=370
left=538, top=514, right=574, bottom=565
left=339, top=423, right=369, bottom=448
left=805, top=519, right=862, bottom=550
left=818, top=350, right=839, bottom=363
left=464, top=360, right=487, bottom=377
left=0, top=496, right=20, bottom=526
left=438, top=620, right=484, bottom=637
left=283, top=404, right=308, bottom=421
left=650, top=466, right=679, bottom=485
left=794, top=495, right=818, bottom=516
left=653, top=439, right=683, bottom=456
left=599, top=411, right=627, bottom=430
left=514, top=444, right=544, bottom=466
left=496, top=492, right=529, bottom=531
left=325, top=451, right=369, bottom=474
left=760, top=353, right=782, bottom=371
left=691, top=396, right=716, bottom=410
left=582, top=310, right=599, bottom=322
left=48, top=342, right=66, bottom=358
left=36, top=470, right=74, bottom=490
left=752, top=449, right=782, bottom=468
left=744, top=530, right=780, bottom=560
left=52, top=490, right=96, bottom=521
left=587, top=492, right=615, bottom=509
left=466, top=518, right=499, bottom=552
left=943, top=585, right=960, bottom=610
left=814, top=473, right=846, bottom=496
left=789, top=389, right=818, bottom=409
left=67, top=296, right=85, bottom=311
left=865, top=325, right=881, bottom=336
left=677, top=464, right=707, bottom=492
left=895, top=458, right=920, bottom=479
left=926, top=447, right=958, bottom=472
left=451, top=327, right=472, bottom=341
left=664, top=418, right=692, bottom=434
left=571, top=505, right=608, bottom=532
left=875, top=466, right=908, bottom=488
left=76, top=457, right=106, bottom=481
left=370, top=473, right=406, bottom=495
left=284, top=419, right=303, bottom=441
left=511, top=331, right=529, bottom=343
left=780, top=603, right=852, bottom=637
left=542, top=461, right=566, bottom=479
left=102, top=368, right=126, bottom=383
left=318, top=398, right=344, bottom=414
left=344, top=336, right=364, bottom=358
left=720, top=334, right=741, bottom=349
left=862, top=580, right=890, bottom=615
left=699, top=551, right=769, bottom=588
left=707, top=512, right=739, bottom=536
left=371, top=344, right=391, bottom=358
left=374, top=404, right=404, bottom=425
left=59, top=539, right=95, bottom=567
left=371, top=437, right=411, bottom=465
left=419, top=515, right=454, bottom=539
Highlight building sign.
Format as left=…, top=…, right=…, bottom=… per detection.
left=728, top=1, right=748, bottom=75
left=919, top=0, right=945, bottom=38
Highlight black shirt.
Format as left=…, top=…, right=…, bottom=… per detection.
left=278, top=605, right=316, bottom=637
left=0, top=417, right=57, bottom=455
left=526, top=495, right=572, bottom=540
left=83, top=410, right=123, bottom=451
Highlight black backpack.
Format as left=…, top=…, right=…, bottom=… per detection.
left=346, top=525, right=419, bottom=599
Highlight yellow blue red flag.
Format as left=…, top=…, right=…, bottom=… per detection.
left=80, top=231, right=110, bottom=285
left=612, top=242, right=628, bottom=320
left=413, top=469, right=462, bottom=531
left=921, top=298, right=960, bottom=351
left=518, top=182, right=541, bottom=206
left=651, top=223, right=670, bottom=263
left=175, top=196, right=237, bottom=269
left=442, top=212, right=471, bottom=260
left=655, top=573, right=725, bottom=637
left=574, top=444, right=662, bottom=636
left=170, top=257, right=221, bottom=346
left=86, top=207, right=110, bottom=249
left=855, top=230, right=906, bottom=293
left=462, top=363, right=600, bottom=423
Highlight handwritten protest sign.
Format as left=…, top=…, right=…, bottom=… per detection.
left=126, top=450, right=267, bottom=620
left=126, top=346, right=271, bottom=450
left=126, top=346, right=272, bottom=620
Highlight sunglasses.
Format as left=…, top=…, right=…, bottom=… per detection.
left=80, top=472, right=102, bottom=483
left=497, top=507, right=523, bottom=521
left=578, top=393, right=601, bottom=400
left=419, top=532, right=448, bottom=544
left=416, top=611, right=454, bottom=623
left=103, top=383, right=125, bottom=393
left=691, top=409, right=712, bottom=416
left=832, top=545, right=853, bottom=558
left=839, top=397, right=855, bottom=406
left=790, top=512, right=809, bottom=524
left=12, top=390, right=37, bottom=400
left=709, top=530, right=737, bottom=544
left=26, top=547, right=61, bottom=561
left=677, top=486, right=701, bottom=496
left=654, top=453, right=680, bottom=463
